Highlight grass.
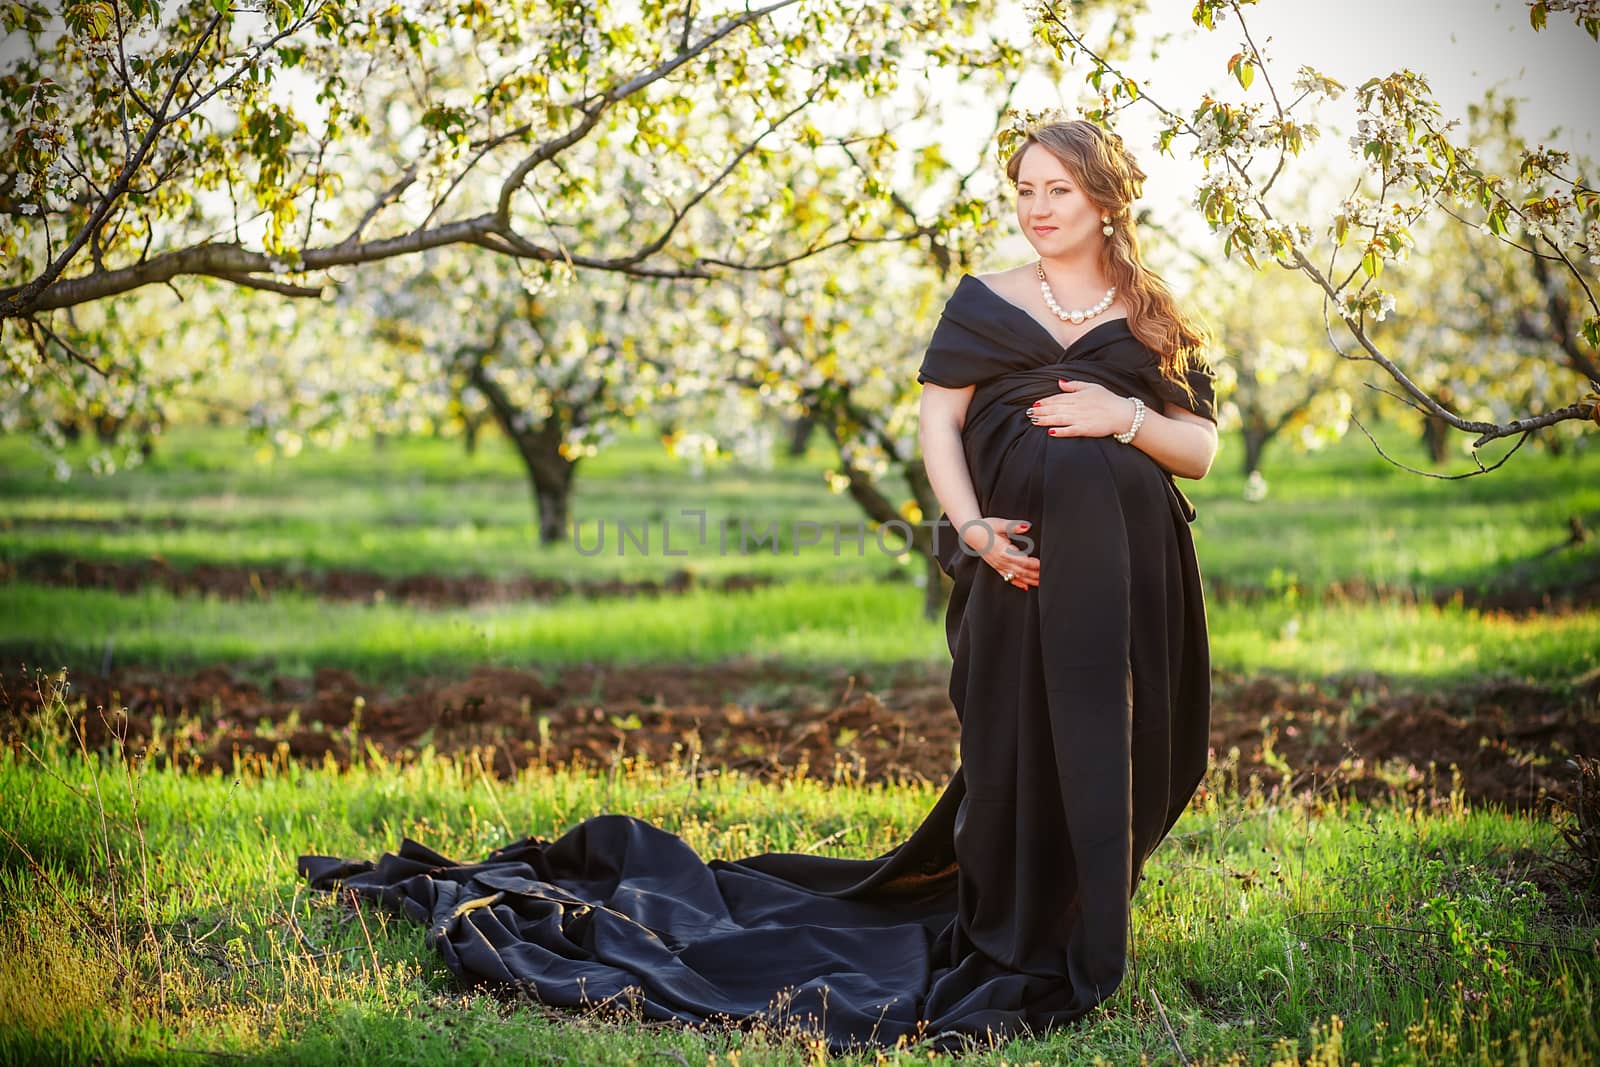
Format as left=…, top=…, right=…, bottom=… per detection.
left=1190, top=434, right=1600, bottom=595
left=0, top=427, right=878, bottom=583
left=3, top=422, right=1597, bottom=592
left=4, top=576, right=1598, bottom=688
left=3, top=419, right=1598, bottom=1062
left=2, top=674, right=1597, bottom=1065
left=3, top=421, right=1598, bottom=689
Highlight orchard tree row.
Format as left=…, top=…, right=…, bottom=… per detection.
left=2, top=0, right=1597, bottom=616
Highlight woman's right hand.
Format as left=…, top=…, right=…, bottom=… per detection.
left=960, top=515, right=1038, bottom=589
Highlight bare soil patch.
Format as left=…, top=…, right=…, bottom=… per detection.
left=5, top=660, right=1594, bottom=813
left=7, top=545, right=1597, bottom=613
left=1208, top=564, right=1600, bottom=617
left=2, top=551, right=777, bottom=606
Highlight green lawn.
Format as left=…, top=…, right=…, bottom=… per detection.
left=5, top=577, right=1597, bottom=688
left=3, top=422, right=1596, bottom=592
left=3, top=422, right=1597, bottom=688
left=3, top=679, right=1597, bottom=1065
left=4, top=421, right=1599, bottom=1063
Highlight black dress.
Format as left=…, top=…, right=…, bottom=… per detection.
left=300, top=274, right=1219, bottom=1052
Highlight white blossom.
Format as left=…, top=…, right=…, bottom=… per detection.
left=1290, top=67, right=1343, bottom=99
left=1333, top=287, right=1362, bottom=322
left=1340, top=196, right=1381, bottom=227
left=1543, top=0, right=1600, bottom=15
left=1527, top=189, right=1582, bottom=246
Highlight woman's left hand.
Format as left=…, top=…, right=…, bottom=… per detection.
left=1028, top=379, right=1137, bottom=438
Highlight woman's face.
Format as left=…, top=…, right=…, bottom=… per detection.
left=1013, top=144, right=1105, bottom=260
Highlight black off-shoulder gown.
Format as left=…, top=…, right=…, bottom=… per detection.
left=300, top=274, right=1218, bottom=1051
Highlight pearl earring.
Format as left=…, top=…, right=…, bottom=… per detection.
left=1101, top=214, right=1115, bottom=237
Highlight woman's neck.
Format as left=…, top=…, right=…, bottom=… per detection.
left=1039, top=248, right=1109, bottom=285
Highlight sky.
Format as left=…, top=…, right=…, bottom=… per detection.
left=955, top=0, right=1600, bottom=268
left=6, top=0, right=1593, bottom=274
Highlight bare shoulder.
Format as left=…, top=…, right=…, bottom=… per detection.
left=975, top=263, right=1032, bottom=298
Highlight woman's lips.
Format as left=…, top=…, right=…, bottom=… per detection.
left=1032, top=226, right=1058, bottom=235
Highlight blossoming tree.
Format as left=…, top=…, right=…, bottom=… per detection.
left=1030, top=0, right=1600, bottom=476
left=0, top=0, right=1018, bottom=470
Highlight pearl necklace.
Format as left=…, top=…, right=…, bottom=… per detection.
left=1036, top=261, right=1116, bottom=325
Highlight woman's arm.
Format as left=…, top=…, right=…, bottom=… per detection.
left=1126, top=403, right=1218, bottom=481
left=922, top=382, right=1043, bottom=589
left=918, top=383, right=985, bottom=539
left=1039, top=380, right=1218, bottom=480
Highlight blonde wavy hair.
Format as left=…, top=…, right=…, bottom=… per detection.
left=1004, top=120, right=1210, bottom=401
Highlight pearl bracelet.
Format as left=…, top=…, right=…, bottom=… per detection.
left=1114, top=396, right=1145, bottom=444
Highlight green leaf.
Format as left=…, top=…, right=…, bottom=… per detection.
left=1530, top=2, right=1547, bottom=31
left=1361, top=250, right=1382, bottom=279
left=211, top=0, right=228, bottom=13
left=1582, top=317, right=1600, bottom=349
left=1235, top=60, right=1255, bottom=91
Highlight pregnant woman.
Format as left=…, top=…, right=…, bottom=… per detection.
left=301, top=119, right=1220, bottom=1052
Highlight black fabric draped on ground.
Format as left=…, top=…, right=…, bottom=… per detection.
left=299, top=274, right=1219, bottom=1052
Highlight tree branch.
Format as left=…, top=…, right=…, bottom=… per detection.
left=340, top=164, right=420, bottom=248
left=494, top=0, right=801, bottom=226
left=2, top=11, right=225, bottom=320
left=601, top=88, right=822, bottom=270
left=1348, top=415, right=1532, bottom=479
left=25, top=316, right=111, bottom=377
left=1038, top=0, right=1599, bottom=449
left=1529, top=250, right=1600, bottom=384
left=214, top=272, right=325, bottom=298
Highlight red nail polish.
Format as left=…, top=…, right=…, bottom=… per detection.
left=1031, top=401, right=1040, bottom=408
left=1018, top=523, right=1029, bottom=531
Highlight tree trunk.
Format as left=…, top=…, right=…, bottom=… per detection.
left=462, top=410, right=484, bottom=455
left=470, top=362, right=579, bottom=546
left=1420, top=413, right=1451, bottom=464
left=507, top=425, right=577, bottom=546
left=787, top=413, right=817, bottom=458
left=922, top=549, right=950, bottom=623
left=1420, top=386, right=1456, bottom=464
left=1241, top=422, right=1269, bottom=479
left=812, top=406, right=954, bottom=622
left=532, top=472, right=573, bottom=545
